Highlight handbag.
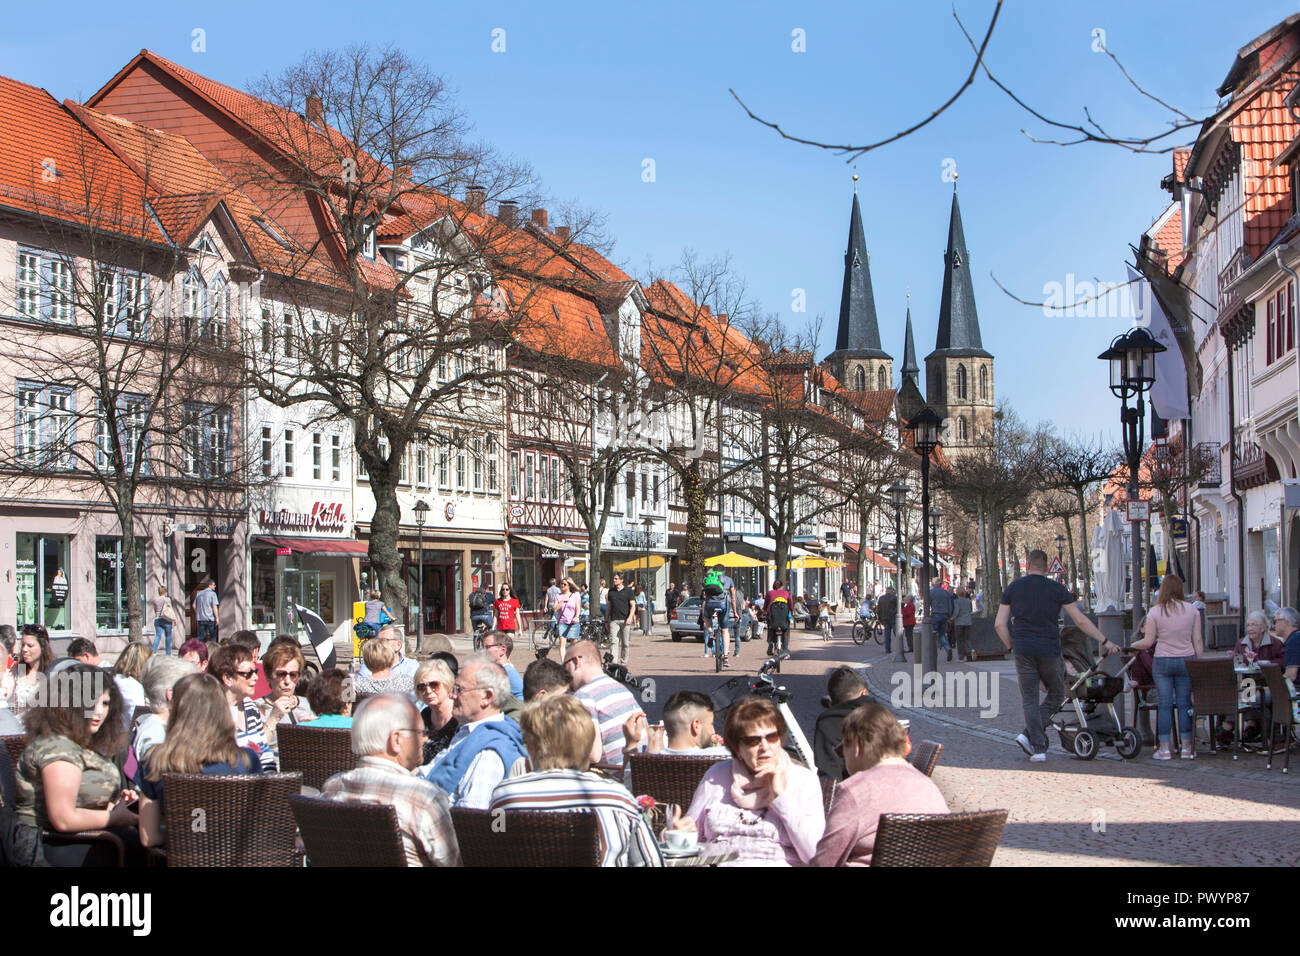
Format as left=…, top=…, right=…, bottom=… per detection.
left=161, top=601, right=176, bottom=623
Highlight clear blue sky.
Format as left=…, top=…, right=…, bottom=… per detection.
left=3, top=0, right=1294, bottom=443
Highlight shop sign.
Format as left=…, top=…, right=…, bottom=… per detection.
left=509, top=506, right=524, bottom=519
left=183, top=522, right=236, bottom=538
left=259, top=501, right=348, bottom=534
left=445, top=501, right=456, bottom=521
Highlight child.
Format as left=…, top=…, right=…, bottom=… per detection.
left=819, top=601, right=833, bottom=641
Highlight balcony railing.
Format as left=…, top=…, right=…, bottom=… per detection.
left=1195, top=442, right=1220, bottom=488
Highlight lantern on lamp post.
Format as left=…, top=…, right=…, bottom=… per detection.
left=905, top=406, right=944, bottom=673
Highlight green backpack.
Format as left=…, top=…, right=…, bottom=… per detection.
left=702, top=568, right=725, bottom=598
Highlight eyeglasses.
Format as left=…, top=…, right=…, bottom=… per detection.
left=235, top=668, right=258, bottom=679
left=483, top=643, right=500, bottom=650
left=740, top=731, right=782, bottom=747
left=273, top=670, right=300, bottom=680
left=395, top=727, right=426, bottom=737
left=451, top=684, right=488, bottom=697
left=563, top=656, right=581, bottom=667
left=415, top=681, right=443, bottom=693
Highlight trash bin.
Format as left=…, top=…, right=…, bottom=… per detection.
left=640, top=606, right=653, bottom=632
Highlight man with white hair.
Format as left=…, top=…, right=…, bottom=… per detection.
left=322, top=693, right=460, bottom=867
left=126, top=655, right=197, bottom=785
left=422, top=653, right=527, bottom=808
left=357, top=624, right=419, bottom=681
left=1273, top=606, right=1300, bottom=683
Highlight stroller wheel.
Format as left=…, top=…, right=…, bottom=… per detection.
left=1071, top=730, right=1098, bottom=760
left=1115, top=728, right=1142, bottom=759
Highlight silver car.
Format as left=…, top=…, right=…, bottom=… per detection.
left=669, top=596, right=705, bottom=642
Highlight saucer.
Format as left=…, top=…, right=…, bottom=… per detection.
left=659, top=844, right=700, bottom=858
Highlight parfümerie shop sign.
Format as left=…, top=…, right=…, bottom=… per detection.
left=258, top=502, right=348, bottom=534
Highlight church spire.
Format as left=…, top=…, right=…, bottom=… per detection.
left=930, top=188, right=991, bottom=358
left=902, top=303, right=919, bottom=387
left=832, top=189, right=889, bottom=359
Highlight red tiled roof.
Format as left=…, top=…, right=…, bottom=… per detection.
left=0, top=75, right=163, bottom=242
left=842, top=388, right=897, bottom=421
left=1174, top=149, right=1191, bottom=181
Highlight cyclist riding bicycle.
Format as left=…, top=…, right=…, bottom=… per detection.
left=700, top=567, right=734, bottom=664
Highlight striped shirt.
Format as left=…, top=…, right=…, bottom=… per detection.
left=322, top=756, right=462, bottom=867
left=573, top=675, right=643, bottom=766
left=489, top=769, right=663, bottom=867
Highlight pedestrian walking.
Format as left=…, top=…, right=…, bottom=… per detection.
left=928, top=575, right=954, bottom=662
left=952, top=587, right=974, bottom=661
left=1128, top=575, right=1204, bottom=760
left=192, top=577, right=219, bottom=644
left=876, top=586, right=898, bottom=656
left=901, top=593, right=916, bottom=654
left=995, top=549, right=1117, bottom=762
left=605, top=573, right=637, bottom=666
left=152, top=585, right=176, bottom=655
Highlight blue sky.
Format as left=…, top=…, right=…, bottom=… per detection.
left=3, top=0, right=1295, bottom=442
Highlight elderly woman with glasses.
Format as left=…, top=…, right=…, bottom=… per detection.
left=208, top=644, right=277, bottom=772
left=672, top=696, right=824, bottom=866
left=414, top=658, right=458, bottom=762
left=1236, top=611, right=1286, bottom=667
left=256, top=640, right=316, bottom=732
left=354, top=637, right=415, bottom=696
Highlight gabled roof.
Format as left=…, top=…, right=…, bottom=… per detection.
left=930, top=189, right=992, bottom=360
left=1144, top=201, right=1184, bottom=272
left=842, top=388, right=897, bottom=422
left=0, top=75, right=164, bottom=243
left=901, top=306, right=919, bottom=386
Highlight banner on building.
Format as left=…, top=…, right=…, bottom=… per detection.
left=1127, top=265, right=1190, bottom=421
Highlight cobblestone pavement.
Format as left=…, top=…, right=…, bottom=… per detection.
left=486, top=613, right=1300, bottom=866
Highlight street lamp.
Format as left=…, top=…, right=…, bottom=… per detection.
left=888, top=480, right=909, bottom=662
left=1098, top=327, right=1164, bottom=633
left=1055, top=533, right=1065, bottom=577
left=642, top=515, right=655, bottom=631
left=906, top=405, right=944, bottom=673
left=413, top=499, right=429, bottom=650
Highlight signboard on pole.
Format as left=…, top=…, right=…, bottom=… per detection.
left=1126, top=500, right=1150, bottom=522
left=1170, top=515, right=1188, bottom=541
left=1046, top=556, right=1065, bottom=575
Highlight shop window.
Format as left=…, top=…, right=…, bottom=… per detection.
left=94, top=536, right=145, bottom=632
left=16, top=532, right=72, bottom=632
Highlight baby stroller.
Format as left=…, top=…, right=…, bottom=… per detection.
left=1049, top=626, right=1143, bottom=760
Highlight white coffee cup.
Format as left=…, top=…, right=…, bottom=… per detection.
left=663, top=828, right=698, bottom=851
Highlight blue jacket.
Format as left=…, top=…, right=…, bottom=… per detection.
left=424, top=718, right=527, bottom=797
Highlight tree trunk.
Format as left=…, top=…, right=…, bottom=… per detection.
left=857, top=499, right=871, bottom=597
left=985, top=508, right=1003, bottom=608
left=366, top=457, right=408, bottom=623
left=1075, top=486, right=1093, bottom=611
left=118, top=501, right=144, bottom=643
left=1063, top=517, right=1077, bottom=598
left=681, top=462, right=706, bottom=591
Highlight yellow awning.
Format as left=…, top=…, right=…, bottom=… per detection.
left=613, top=554, right=667, bottom=572
left=704, top=551, right=772, bottom=568
left=569, top=561, right=586, bottom=573
left=786, top=555, right=843, bottom=569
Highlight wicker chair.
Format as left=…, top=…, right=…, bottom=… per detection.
left=907, top=740, right=944, bottom=777
left=2, top=733, right=26, bottom=773
left=871, top=809, right=1008, bottom=867
left=289, top=794, right=407, bottom=866
left=277, top=726, right=357, bottom=790
left=625, top=752, right=726, bottom=810
left=1258, top=664, right=1297, bottom=773
left=160, top=771, right=302, bottom=866
left=451, top=807, right=601, bottom=867
left=1185, top=659, right=1246, bottom=757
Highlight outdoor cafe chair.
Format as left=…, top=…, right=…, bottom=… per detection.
left=907, top=740, right=944, bottom=777
left=625, top=752, right=726, bottom=811
left=820, top=777, right=837, bottom=815
left=289, top=794, right=407, bottom=867
left=159, top=771, right=302, bottom=866
left=1, top=733, right=25, bottom=774
left=277, top=725, right=356, bottom=791
left=451, top=806, right=601, bottom=867
left=1185, top=658, right=1247, bottom=758
left=1258, top=664, right=1297, bottom=774
left=871, top=809, right=1009, bottom=867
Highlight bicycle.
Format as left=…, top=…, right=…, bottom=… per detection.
left=710, top=652, right=816, bottom=768
left=580, top=618, right=613, bottom=652
left=529, top=619, right=561, bottom=656
left=701, top=602, right=727, bottom=673
left=471, top=618, right=491, bottom=651
left=850, top=612, right=886, bottom=646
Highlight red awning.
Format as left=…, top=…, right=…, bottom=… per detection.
left=256, top=536, right=369, bottom=556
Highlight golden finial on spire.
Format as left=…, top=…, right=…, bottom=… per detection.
left=852, top=171, right=858, bottom=194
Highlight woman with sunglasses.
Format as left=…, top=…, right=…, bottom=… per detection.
left=672, top=696, right=823, bottom=865
left=414, top=658, right=458, bottom=763
left=494, top=584, right=521, bottom=637
left=255, top=640, right=315, bottom=753
left=208, top=644, right=277, bottom=772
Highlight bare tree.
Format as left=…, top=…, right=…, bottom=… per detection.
left=1044, top=434, right=1124, bottom=608
left=228, top=45, right=606, bottom=613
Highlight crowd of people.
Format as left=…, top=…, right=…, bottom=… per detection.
left=0, top=613, right=947, bottom=867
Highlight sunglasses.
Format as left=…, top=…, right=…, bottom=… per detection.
left=273, top=670, right=300, bottom=680
left=235, top=668, right=258, bottom=679
left=740, top=731, right=782, bottom=747
left=415, top=681, right=444, bottom=693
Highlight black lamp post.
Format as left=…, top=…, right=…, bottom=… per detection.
left=929, top=506, right=941, bottom=585
left=1055, top=533, right=1066, bottom=579
left=905, top=406, right=944, bottom=672
left=413, top=499, right=429, bottom=647
left=1098, top=328, right=1164, bottom=632
left=888, top=480, right=910, bottom=662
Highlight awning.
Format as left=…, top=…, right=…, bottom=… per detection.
left=704, top=551, right=772, bottom=568
left=614, top=554, right=667, bottom=572
left=733, top=536, right=813, bottom=559
left=511, top=533, right=582, bottom=553
left=255, top=536, right=369, bottom=556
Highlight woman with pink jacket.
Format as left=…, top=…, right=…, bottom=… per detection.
left=1130, top=575, right=1204, bottom=760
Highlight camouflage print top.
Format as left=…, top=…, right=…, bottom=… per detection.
left=14, top=734, right=123, bottom=829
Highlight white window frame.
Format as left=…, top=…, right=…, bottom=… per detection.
left=262, top=426, right=273, bottom=477
left=331, top=434, right=341, bottom=482
left=312, top=432, right=322, bottom=480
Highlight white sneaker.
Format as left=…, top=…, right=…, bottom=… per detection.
left=1015, top=733, right=1034, bottom=756
left=1028, top=752, right=1047, bottom=762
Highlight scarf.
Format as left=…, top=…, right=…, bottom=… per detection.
left=728, top=752, right=788, bottom=811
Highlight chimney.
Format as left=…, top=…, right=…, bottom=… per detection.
left=497, top=200, right=518, bottom=226
left=554, top=225, right=570, bottom=243
left=530, top=208, right=548, bottom=231
left=305, top=92, right=323, bottom=126
left=466, top=184, right=486, bottom=216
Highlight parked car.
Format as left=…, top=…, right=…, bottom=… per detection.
left=669, top=597, right=705, bottom=642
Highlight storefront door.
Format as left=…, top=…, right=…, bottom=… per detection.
left=184, top=537, right=223, bottom=634
left=16, top=532, right=72, bottom=633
